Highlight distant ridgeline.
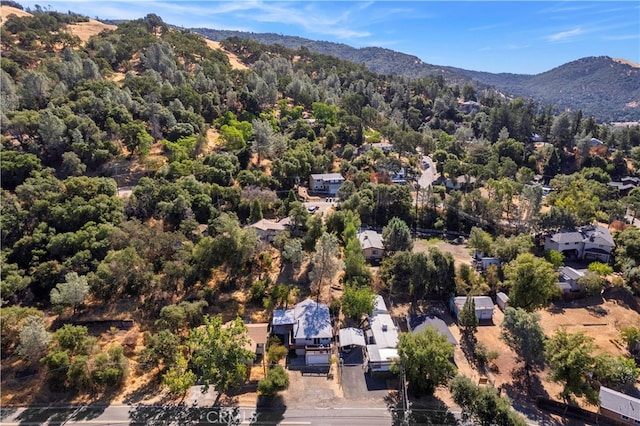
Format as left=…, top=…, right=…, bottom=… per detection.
left=191, top=28, right=640, bottom=123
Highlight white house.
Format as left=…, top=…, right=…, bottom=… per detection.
left=496, top=292, right=509, bottom=311
left=364, top=295, right=399, bottom=372
left=450, top=296, right=494, bottom=321
left=271, top=299, right=332, bottom=365
left=544, top=225, right=615, bottom=263
left=309, top=173, right=345, bottom=196
left=357, top=230, right=385, bottom=262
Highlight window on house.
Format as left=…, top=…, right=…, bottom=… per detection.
left=313, top=338, right=320, bottom=345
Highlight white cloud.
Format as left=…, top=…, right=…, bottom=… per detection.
left=546, top=27, right=583, bottom=42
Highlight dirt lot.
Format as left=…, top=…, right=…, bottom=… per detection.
left=413, top=238, right=473, bottom=266
left=474, top=288, right=640, bottom=406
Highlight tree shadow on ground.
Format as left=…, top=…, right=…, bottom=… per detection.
left=501, top=366, right=558, bottom=426
left=128, top=402, right=209, bottom=426
left=385, top=391, right=457, bottom=426
left=603, top=286, right=640, bottom=314
left=253, top=395, right=286, bottom=425
left=13, top=401, right=109, bottom=426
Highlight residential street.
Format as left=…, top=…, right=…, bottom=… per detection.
left=0, top=405, right=394, bottom=425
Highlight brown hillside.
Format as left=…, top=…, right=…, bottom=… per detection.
left=204, top=39, right=248, bottom=71
left=1, top=6, right=115, bottom=43
left=0, top=5, right=32, bottom=23
left=68, top=19, right=116, bottom=43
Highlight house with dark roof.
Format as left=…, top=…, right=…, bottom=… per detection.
left=407, top=314, right=457, bottom=346
left=544, top=225, right=615, bottom=263
left=599, top=386, right=640, bottom=425
left=271, top=299, right=332, bottom=365
left=357, top=229, right=385, bottom=261
left=609, top=177, right=640, bottom=197
left=450, top=296, right=494, bottom=321
left=309, top=173, right=344, bottom=196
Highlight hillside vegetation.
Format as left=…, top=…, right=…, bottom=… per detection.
left=193, top=28, right=640, bottom=123
left=1, top=5, right=640, bottom=412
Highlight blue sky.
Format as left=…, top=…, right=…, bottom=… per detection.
left=20, top=1, right=640, bottom=74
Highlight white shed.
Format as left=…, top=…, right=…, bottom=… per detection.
left=496, top=292, right=509, bottom=311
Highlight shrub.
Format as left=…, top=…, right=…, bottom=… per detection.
left=257, top=365, right=289, bottom=396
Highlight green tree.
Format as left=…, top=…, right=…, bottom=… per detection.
left=341, top=283, right=375, bottom=320
left=50, top=272, right=89, bottom=315
left=0, top=306, right=43, bottom=354
left=500, top=307, right=545, bottom=372
left=17, top=315, right=51, bottom=364
left=545, top=329, right=598, bottom=404
left=92, top=345, right=128, bottom=388
left=544, top=250, right=564, bottom=268
left=504, top=253, right=559, bottom=312
left=257, top=365, right=289, bottom=396
left=249, top=198, right=263, bottom=223
left=449, top=375, right=527, bottom=426
left=54, top=324, right=95, bottom=356
left=121, top=120, right=153, bottom=157
left=393, top=326, right=457, bottom=396
left=577, top=272, right=604, bottom=296
left=458, top=295, right=478, bottom=341
left=382, top=217, right=413, bottom=254
left=587, top=262, right=613, bottom=276
left=188, top=316, right=253, bottom=399
left=163, top=353, right=196, bottom=397
left=594, top=353, right=639, bottom=388
left=281, top=238, right=304, bottom=271
left=620, top=326, right=640, bottom=361
left=468, top=226, right=493, bottom=257
left=139, top=330, right=181, bottom=372
left=309, top=232, right=343, bottom=301
left=266, top=342, right=288, bottom=366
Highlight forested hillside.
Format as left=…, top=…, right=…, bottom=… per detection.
left=1, top=5, right=640, bottom=406
left=193, top=28, right=640, bottom=123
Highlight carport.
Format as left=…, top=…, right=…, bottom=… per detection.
left=339, top=327, right=366, bottom=352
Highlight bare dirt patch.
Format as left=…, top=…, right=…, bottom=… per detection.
left=204, top=40, right=248, bottom=71
left=0, top=6, right=32, bottom=23
left=413, top=238, right=473, bottom=266
left=474, top=290, right=640, bottom=407
left=67, top=20, right=116, bottom=43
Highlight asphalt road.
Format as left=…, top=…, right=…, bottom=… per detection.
left=0, top=405, right=394, bottom=426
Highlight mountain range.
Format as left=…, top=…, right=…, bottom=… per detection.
left=191, top=28, right=640, bottom=124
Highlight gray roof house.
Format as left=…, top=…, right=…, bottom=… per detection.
left=357, top=230, right=385, bottom=262
left=249, top=217, right=290, bottom=242
left=364, top=295, right=399, bottom=372
left=544, top=225, right=615, bottom=263
left=599, top=386, right=640, bottom=425
left=309, top=173, right=345, bottom=196
left=407, top=314, right=457, bottom=346
left=450, top=296, right=494, bottom=321
left=271, top=299, right=332, bottom=365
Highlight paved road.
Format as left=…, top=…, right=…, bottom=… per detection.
left=0, top=405, right=394, bottom=425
